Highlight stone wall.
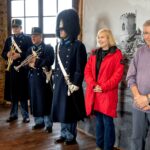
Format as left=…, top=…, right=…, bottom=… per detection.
left=0, top=0, right=8, bottom=103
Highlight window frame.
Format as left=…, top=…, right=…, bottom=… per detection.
left=7, top=0, right=79, bottom=40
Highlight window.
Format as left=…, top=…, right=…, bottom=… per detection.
left=8, top=0, right=75, bottom=48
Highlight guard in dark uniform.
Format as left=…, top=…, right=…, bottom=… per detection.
left=52, top=9, right=87, bottom=145
left=27, top=27, right=54, bottom=133
left=1, top=19, right=32, bottom=123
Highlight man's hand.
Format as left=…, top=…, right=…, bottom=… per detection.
left=28, top=55, right=37, bottom=68
left=29, top=56, right=36, bottom=64
left=134, top=95, right=149, bottom=109
left=93, top=85, right=102, bottom=93
left=29, top=56, right=36, bottom=69
left=12, top=52, right=21, bottom=60
left=142, top=105, right=150, bottom=111
left=7, top=51, right=15, bottom=58
left=29, top=62, right=35, bottom=69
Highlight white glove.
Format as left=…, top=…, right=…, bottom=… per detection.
left=69, top=84, right=79, bottom=93
left=67, top=84, right=79, bottom=96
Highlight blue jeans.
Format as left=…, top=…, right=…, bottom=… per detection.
left=10, top=100, right=29, bottom=119
left=95, top=111, right=115, bottom=150
left=34, top=116, right=53, bottom=128
left=60, top=122, right=77, bottom=141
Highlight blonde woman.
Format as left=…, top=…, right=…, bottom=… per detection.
left=84, top=28, right=124, bottom=150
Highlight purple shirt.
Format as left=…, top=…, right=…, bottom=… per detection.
left=126, top=45, right=150, bottom=95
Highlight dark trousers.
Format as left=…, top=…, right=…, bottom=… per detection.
left=10, top=99, right=29, bottom=119
left=131, top=108, right=150, bottom=150
left=34, top=116, right=53, bottom=128
left=60, top=122, right=77, bottom=141
left=95, top=111, right=115, bottom=150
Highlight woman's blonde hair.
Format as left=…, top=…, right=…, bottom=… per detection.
left=96, top=28, right=116, bottom=47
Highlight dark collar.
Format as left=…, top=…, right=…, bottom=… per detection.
left=60, top=37, right=75, bottom=46
left=33, top=42, right=44, bottom=50
left=14, top=32, right=24, bottom=38
left=92, top=46, right=117, bottom=55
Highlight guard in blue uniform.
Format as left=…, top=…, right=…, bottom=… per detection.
left=27, top=27, right=54, bottom=133
left=1, top=19, right=32, bottom=123
left=52, top=9, right=87, bottom=145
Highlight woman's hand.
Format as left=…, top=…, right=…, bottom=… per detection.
left=93, top=85, right=102, bottom=93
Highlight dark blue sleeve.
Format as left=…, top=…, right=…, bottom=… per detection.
left=72, top=42, right=87, bottom=86
left=1, top=37, right=11, bottom=60
left=35, top=45, right=54, bottom=69
left=45, top=45, right=54, bottom=67
left=20, top=36, right=32, bottom=59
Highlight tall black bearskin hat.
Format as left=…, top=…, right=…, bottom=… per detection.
left=56, top=9, right=80, bottom=40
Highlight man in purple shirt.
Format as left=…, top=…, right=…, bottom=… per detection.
left=126, top=20, right=150, bottom=150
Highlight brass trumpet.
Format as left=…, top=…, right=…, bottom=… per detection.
left=14, top=49, right=41, bottom=72
left=6, top=44, right=16, bottom=71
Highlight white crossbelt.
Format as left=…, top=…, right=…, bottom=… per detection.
left=56, top=43, right=79, bottom=96
left=11, top=36, right=22, bottom=53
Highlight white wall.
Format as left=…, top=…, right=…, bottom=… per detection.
left=83, top=0, right=150, bottom=52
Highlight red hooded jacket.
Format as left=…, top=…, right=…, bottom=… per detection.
left=84, top=48, right=124, bottom=117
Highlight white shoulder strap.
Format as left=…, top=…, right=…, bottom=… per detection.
left=11, top=36, right=22, bottom=53
left=56, top=43, right=72, bottom=96
left=56, top=43, right=68, bottom=77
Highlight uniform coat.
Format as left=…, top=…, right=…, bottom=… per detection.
left=51, top=40, right=87, bottom=123
left=84, top=48, right=124, bottom=117
left=27, top=42, right=54, bottom=117
left=1, top=33, right=32, bottom=101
